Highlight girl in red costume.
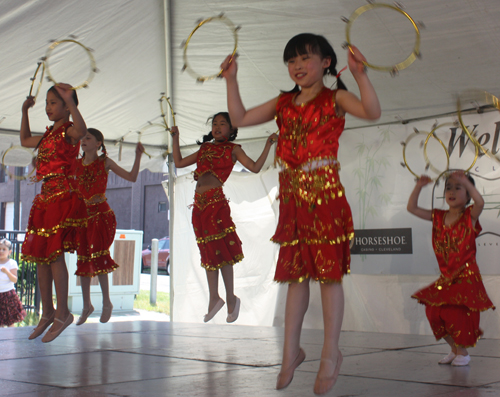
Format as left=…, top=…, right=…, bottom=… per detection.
left=20, top=85, right=88, bottom=342
left=73, top=128, right=144, bottom=325
left=221, top=34, right=381, bottom=394
left=408, top=171, right=495, bottom=366
left=172, top=113, right=276, bottom=323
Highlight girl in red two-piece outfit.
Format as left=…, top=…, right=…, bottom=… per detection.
left=172, top=112, right=276, bottom=324
left=222, top=34, right=381, bottom=395
left=408, top=171, right=495, bottom=367
left=73, top=128, right=144, bottom=325
left=20, top=85, right=88, bottom=343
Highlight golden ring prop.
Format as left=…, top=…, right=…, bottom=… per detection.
left=342, top=2, right=421, bottom=75
left=401, top=127, right=449, bottom=181
left=43, top=39, right=97, bottom=90
left=423, top=122, right=477, bottom=175
left=138, top=123, right=171, bottom=158
left=159, top=94, right=176, bottom=130
left=1, top=145, right=37, bottom=181
left=28, top=62, right=45, bottom=101
left=182, top=13, right=239, bottom=83
left=457, top=90, right=500, bottom=163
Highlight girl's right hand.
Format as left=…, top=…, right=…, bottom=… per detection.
left=220, top=54, right=238, bottom=79
left=416, top=175, right=432, bottom=187
left=22, top=96, right=35, bottom=112
left=0, top=266, right=7, bottom=274
left=136, top=142, right=145, bottom=156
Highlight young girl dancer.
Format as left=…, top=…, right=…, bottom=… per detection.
left=172, top=112, right=277, bottom=323
left=73, top=128, right=145, bottom=325
left=21, top=84, right=88, bottom=342
left=0, top=239, right=27, bottom=327
left=221, top=33, right=381, bottom=394
left=408, top=171, right=495, bottom=366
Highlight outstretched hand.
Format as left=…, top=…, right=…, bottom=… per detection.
left=416, top=175, right=432, bottom=187
left=136, top=142, right=145, bottom=156
left=54, top=83, right=76, bottom=106
left=347, top=45, right=367, bottom=76
left=220, top=54, right=238, bottom=79
left=267, top=133, right=278, bottom=145
left=22, top=96, right=35, bottom=111
left=449, top=170, right=468, bottom=184
left=170, top=126, right=179, bottom=138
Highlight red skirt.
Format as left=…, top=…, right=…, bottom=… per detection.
left=22, top=176, right=87, bottom=265
left=76, top=201, right=118, bottom=277
left=0, top=289, right=27, bottom=327
left=272, top=164, right=354, bottom=283
left=192, top=187, right=243, bottom=270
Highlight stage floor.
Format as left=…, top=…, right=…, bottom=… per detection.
left=1, top=321, right=499, bottom=396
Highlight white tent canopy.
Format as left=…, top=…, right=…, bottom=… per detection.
left=1, top=0, right=499, bottom=334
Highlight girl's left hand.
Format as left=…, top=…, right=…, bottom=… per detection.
left=136, top=142, right=145, bottom=156
left=347, top=45, right=367, bottom=76
left=267, top=133, right=278, bottom=145
left=54, top=83, right=76, bottom=104
left=450, top=170, right=468, bottom=183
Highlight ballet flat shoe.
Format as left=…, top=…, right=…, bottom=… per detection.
left=276, top=348, right=306, bottom=390
left=203, top=298, right=225, bottom=323
left=100, top=304, right=113, bottom=323
left=28, top=312, right=56, bottom=340
left=438, top=351, right=456, bottom=365
left=314, top=351, right=343, bottom=395
left=226, top=297, right=241, bottom=323
left=42, top=313, right=74, bottom=343
left=76, top=305, right=94, bottom=326
left=452, top=354, right=471, bottom=366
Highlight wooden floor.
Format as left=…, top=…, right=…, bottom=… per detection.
left=1, top=320, right=499, bottom=396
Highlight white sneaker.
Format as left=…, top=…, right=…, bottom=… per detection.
left=451, top=355, right=471, bottom=366
left=438, top=352, right=456, bottom=364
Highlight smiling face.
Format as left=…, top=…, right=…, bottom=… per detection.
left=45, top=90, right=68, bottom=122
left=212, top=114, right=233, bottom=142
left=287, top=48, right=331, bottom=89
left=445, top=176, right=470, bottom=209
left=80, top=132, right=102, bottom=154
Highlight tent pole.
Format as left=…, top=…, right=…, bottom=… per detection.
left=163, top=0, right=175, bottom=322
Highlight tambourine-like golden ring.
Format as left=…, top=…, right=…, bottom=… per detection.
left=44, top=39, right=97, bottom=90
left=457, top=90, right=500, bottom=163
left=343, top=2, right=421, bottom=74
left=1, top=146, right=36, bottom=181
left=401, top=127, right=449, bottom=181
left=139, top=123, right=171, bottom=158
left=28, top=62, right=45, bottom=101
left=182, top=13, right=239, bottom=83
left=159, top=95, right=176, bottom=129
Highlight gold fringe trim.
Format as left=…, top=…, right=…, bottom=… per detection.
left=196, top=226, right=237, bottom=244
left=26, top=218, right=87, bottom=237
left=271, top=232, right=354, bottom=247
left=75, top=263, right=119, bottom=277
left=202, top=254, right=244, bottom=271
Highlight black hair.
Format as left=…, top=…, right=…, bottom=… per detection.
left=282, top=33, right=347, bottom=94
left=82, top=128, right=107, bottom=159
left=36, top=86, right=80, bottom=150
left=196, top=112, right=238, bottom=145
left=445, top=173, right=475, bottom=205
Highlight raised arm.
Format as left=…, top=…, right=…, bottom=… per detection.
left=171, top=126, right=198, bottom=168
left=407, top=175, right=433, bottom=221
left=454, top=171, right=484, bottom=224
left=105, top=142, right=145, bottom=182
left=336, top=46, right=381, bottom=121
left=221, top=55, right=278, bottom=127
left=20, top=96, right=42, bottom=148
left=56, top=84, right=88, bottom=142
left=233, top=133, right=277, bottom=173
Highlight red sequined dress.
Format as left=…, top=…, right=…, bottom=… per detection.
left=192, top=142, right=243, bottom=270
left=273, top=87, right=354, bottom=283
left=22, top=122, right=87, bottom=264
left=73, top=157, right=118, bottom=277
left=412, top=207, right=494, bottom=313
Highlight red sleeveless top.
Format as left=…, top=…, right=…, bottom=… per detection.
left=35, top=122, right=80, bottom=181
left=194, top=142, right=240, bottom=184
left=73, top=157, right=108, bottom=204
left=275, top=87, right=345, bottom=169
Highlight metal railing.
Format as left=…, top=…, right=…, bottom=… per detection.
left=0, top=230, right=40, bottom=314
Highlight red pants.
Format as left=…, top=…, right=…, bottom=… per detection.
left=425, top=305, right=482, bottom=347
